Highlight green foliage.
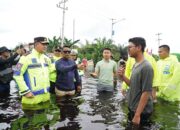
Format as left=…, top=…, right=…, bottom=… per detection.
left=47, top=36, right=60, bottom=52
left=48, top=36, right=128, bottom=65
left=118, top=44, right=128, bottom=61
left=63, top=37, right=80, bottom=48
left=78, top=37, right=128, bottom=65
left=171, top=53, right=180, bottom=62
left=47, top=36, right=80, bottom=52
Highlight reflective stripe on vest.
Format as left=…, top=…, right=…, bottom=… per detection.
left=23, top=71, right=50, bottom=96
left=0, top=68, right=13, bottom=76
left=28, top=63, right=49, bottom=69
left=32, top=87, right=50, bottom=96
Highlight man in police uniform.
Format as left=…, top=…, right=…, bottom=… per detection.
left=14, top=37, right=52, bottom=104
left=0, top=46, right=22, bottom=96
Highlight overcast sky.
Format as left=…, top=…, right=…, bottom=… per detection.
left=0, top=0, right=180, bottom=53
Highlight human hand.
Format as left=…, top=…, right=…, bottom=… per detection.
left=117, top=66, right=125, bottom=79
left=90, top=72, right=97, bottom=78
left=77, top=86, right=82, bottom=92
left=77, top=63, right=84, bottom=70
left=24, top=92, right=34, bottom=98
left=132, top=114, right=140, bottom=125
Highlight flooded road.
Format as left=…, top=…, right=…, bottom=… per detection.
left=0, top=77, right=180, bottom=130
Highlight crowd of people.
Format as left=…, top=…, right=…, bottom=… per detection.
left=0, top=36, right=180, bottom=129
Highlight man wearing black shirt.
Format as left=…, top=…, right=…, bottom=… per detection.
left=0, top=46, right=22, bottom=96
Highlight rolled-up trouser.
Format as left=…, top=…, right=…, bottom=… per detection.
left=55, top=87, right=75, bottom=97
left=97, top=83, right=114, bottom=92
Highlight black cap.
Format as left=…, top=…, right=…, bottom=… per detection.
left=0, top=46, right=11, bottom=54
left=34, top=37, right=48, bottom=44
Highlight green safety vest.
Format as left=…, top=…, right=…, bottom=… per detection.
left=49, top=55, right=61, bottom=82
left=157, top=55, right=180, bottom=102
left=13, top=49, right=51, bottom=104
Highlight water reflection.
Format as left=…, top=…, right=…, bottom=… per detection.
left=56, top=97, right=81, bottom=130
left=90, top=92, right=119, bottom=124
left=0, top=79, right=180, bottom=129
left=11, top=101, right=51, bottom=130
left=151, top=99, right=180, bottom=130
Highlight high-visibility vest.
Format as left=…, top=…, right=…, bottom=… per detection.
left=49, top=55, right=61, bottom=83
left=157, top=55, right=180, bottom=102
left=13, top=49, right=51, bottom=104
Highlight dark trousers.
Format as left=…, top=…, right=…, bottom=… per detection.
left=0, top=83, right=10, bottom=97
left=50, top=81, right=55, bottom=94
left=74, top=77, right=82, bottom=95
left=125, top=109, right=152, bottom=130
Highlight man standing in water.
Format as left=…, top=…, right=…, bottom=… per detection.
left=118, top=37, right=153, bottom=128
left=157, top=45, right=180, bottom=102
left=91, top=48, right=117, bottom=92
left=0, top=46, right=22, bottom=96
left=14, top=37, right=51, bottom=104
left=55, top=46, right=83, bottom=97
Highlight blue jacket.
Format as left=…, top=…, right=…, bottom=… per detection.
left=55, top=58, right=81, bottom=91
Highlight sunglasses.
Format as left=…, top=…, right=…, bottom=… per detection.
left=55, top=49, right=61, bottom=52
left=63, top=50, right=71, bottom=54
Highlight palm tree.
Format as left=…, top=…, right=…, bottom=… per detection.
left=63, top=37, right=80, bottom=48
left=118, top=44, right=128, bottom=61
left=47, top=36, right=60, bottom=52
left=47, top=36, right=80, bottom=52
left=92, top=37, right=117, bottom=64
left=78, top=37, right=121, bottom=64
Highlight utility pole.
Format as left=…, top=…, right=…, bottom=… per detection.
left=111, top=18, right=116, bottom=40
left=110, top=18, right=125, bottom=41
left=156, top=33, right=162, bottom=47
left=57, top=0, right=68, bottom=47
left=73, top=19, right=75, bottom=42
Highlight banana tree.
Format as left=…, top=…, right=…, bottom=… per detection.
left=47, top=36, right=60, bottom=52
left=63, top=37, right=80, bottom=48
left=118, top=44, right=128, bottom=61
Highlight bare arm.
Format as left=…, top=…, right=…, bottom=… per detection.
left=90, top=63, right=99, bottom=78
left=121, top=75, right=130, bottom=86
left=118, top=66, right=130, bottom=86
left=132, top=91, right=151, bottom=124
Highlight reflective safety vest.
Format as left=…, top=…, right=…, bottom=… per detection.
left=157, top=55, right=180, bottom=102
left=13, top=49, right=51, bottom=104
left=122, top=52, right=158, bottom=90
left=49, top=55, right=61, bottom=83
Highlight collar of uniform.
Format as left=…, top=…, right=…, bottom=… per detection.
left=54, top=55, right=61, bottom=60
left=32, top=49, right=43, bottom=58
